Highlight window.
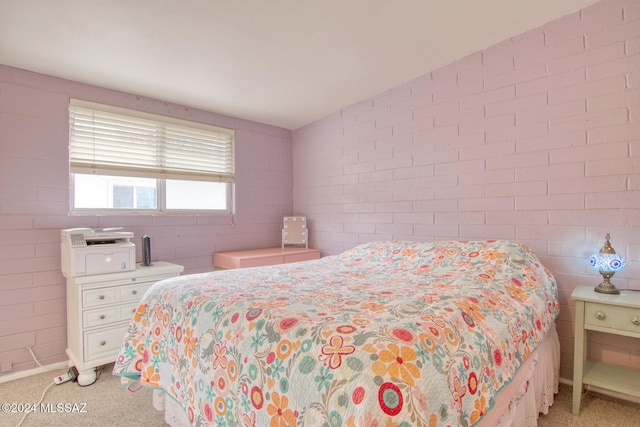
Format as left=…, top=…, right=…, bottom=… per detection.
left=68, top=100, right=234, bottom=214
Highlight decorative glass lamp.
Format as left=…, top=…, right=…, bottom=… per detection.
left=589, top=233, right=626, bottom=294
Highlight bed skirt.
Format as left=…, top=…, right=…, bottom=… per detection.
left=479, top=322, right=560, bottom=426
left=151, top=323, right=560, bottom=427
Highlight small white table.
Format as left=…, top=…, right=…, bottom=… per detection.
left=571, top=286, right=640, bottom=415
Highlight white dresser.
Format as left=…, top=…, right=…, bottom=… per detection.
left=66, top=261, right=183, bottom=385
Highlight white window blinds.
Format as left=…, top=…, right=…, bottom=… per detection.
left=69, top=100, right=235, bottom=183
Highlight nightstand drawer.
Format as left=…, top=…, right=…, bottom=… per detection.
left=84, top=325, right=128, bottom=361
left=585, top=302, right=640, bottom=334
left=118, top=282, right=152, bottom=302
left=83, top=303, right=139, bottom=328
left=83, top=287, right=118, bottom=307
left=83, top=282, right=151, bottom=308
left=83, top=306, right=119, bottom=328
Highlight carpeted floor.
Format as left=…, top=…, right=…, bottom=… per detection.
left=0, top=364, right=166, bottom=427
left=0, top=364, right=638, bottom=427
left=538, top=381, right=640, bottom=427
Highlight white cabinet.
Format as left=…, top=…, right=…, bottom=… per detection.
left=571, top=286, right=640, bottom=415
left=66, top=261, right=183, bottom=385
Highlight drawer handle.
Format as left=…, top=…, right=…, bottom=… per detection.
left=132, top=290, right=138, bottom=295
left=99, top=315, right=105, bottom=320
left=99, top=295, right=105, bottom=300
left=100, top=341, right=106, bottom=346
left=632, top=316, right=640, bottom=326
left=595, top=311, right=606, bottom=320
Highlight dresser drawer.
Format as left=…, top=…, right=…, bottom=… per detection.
left=84, top=325, right=128, bottom=361
left=242, top=255, right=284, bottom=268
left=118, top=282, right=152, bottom=302
left=285, top=251, right=320, bottom=263
left=120, top=303, right=138, bottom=320
left=214, top=248, right=320, bottom=269
left=585, top=302, right=640, bottom=334
left=83, top=303, right=139, bottom=328
left=82, top=281, right=152, bottom=308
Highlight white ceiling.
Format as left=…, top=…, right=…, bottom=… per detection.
left=0, top=0, right=601, bottom=130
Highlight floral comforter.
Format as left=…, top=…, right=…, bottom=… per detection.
left=113, top=240, right=559, bottom=427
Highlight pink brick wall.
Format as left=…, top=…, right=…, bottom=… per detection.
left=0, top=66, right=293, bottom=374
left=293, top=0, right=639, bottom=382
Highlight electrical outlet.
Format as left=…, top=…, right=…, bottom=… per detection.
left=0, top=362, right=12, bottom=373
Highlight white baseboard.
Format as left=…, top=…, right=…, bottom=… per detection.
left=0, top=361, right=69, bottom=384
left=558, top=377, right=576, bottom=388
left=559, top=377, right=640, bottom=404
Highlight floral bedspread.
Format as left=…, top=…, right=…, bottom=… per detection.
left=113, top=240, right=559, bottom=427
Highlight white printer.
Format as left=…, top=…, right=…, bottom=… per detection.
left=61, top=228, right=136, bottom=278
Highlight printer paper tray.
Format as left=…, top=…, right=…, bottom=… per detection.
left=85, top=250, right=133, bottom=276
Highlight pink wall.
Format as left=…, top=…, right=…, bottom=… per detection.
left=293, top=0, right=639, bottom=381
left=0, top=66, right=293, bottom=374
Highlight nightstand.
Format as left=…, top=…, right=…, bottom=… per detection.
left=213, top=247, right=320, bottom=269
left=66, top=261, right=183, bottom=386
left=571, top=286, right=640, bottom=415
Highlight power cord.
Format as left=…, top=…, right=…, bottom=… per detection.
left=16, top=347, right=56, bottom=427
left=25, top=346, right=58, bottom=371
left=16, top=346, right=77, bottom=427
left=26, top=346, right=77, bottom=383
left=94, top=364, right=105, bottom=383
left=15, top=381, right=55, bottom=427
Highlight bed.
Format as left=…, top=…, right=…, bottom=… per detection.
left=113, top=240, right=560, bottom=426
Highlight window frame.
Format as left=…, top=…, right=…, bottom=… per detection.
left=68, top=100, right=235, bottom=216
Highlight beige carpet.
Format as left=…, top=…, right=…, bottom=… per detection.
left=0, top=364, right=638, bottom=427
left=0, top=364, right=166, bottom=427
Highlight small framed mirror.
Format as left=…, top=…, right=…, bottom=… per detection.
left=282, top=217, right=308, bottom=248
